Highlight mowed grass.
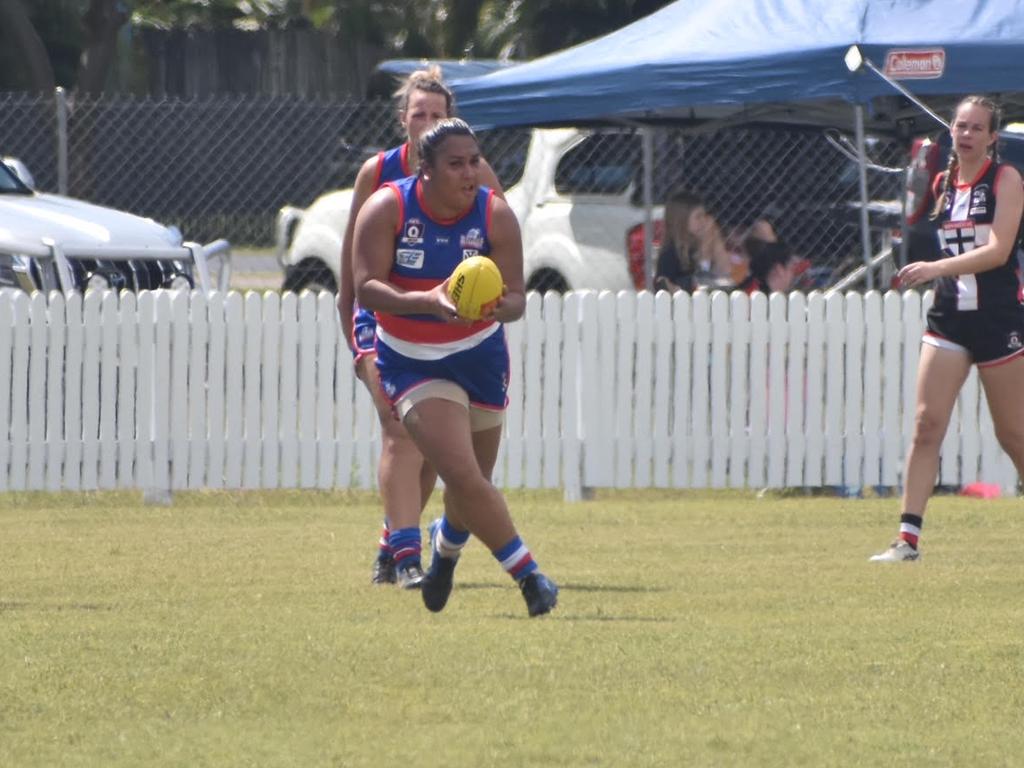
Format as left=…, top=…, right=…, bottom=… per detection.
left=2, top=488, right=1023, bottom=767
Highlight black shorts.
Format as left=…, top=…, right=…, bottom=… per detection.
left=925, top=304, right=1024, bottom=367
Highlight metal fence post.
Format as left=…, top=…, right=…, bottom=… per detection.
left=641, top=127, right=655, bottom=291
left=54, top=86, right=69, bottom=195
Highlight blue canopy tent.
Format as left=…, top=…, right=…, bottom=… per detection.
left=450, top=0, right=1024, bottom=134
left=449, top=0, right=1024, bottom=288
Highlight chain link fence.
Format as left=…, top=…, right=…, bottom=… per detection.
left=1, top=90, right=908, bottom=292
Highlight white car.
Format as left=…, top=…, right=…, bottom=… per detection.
left=0, top=157, right=230, bottom=294
left=275, top=127, right=662, bottom=294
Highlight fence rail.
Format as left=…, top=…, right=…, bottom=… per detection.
left=0, top=288, right=1017, bottom=497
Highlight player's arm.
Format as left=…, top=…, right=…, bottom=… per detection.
left=484, top=195, right=525, bottom=323
left=338, top=155, right=382, bottom=350
left=900, top=166, right=1024, bottom=287
left=353, top=188, right=458, bottom=321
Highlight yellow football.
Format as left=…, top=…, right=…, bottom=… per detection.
left=447, top=255, right=504, bottom=320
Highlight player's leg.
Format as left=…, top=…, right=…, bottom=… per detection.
left=871, top=342, right=970, bottom=561
left=357, top=354, right=432, bottom=588
left=978, top=354, right=1024, bottom=474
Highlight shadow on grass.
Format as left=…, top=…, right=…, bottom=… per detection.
left=0, top=601, right=112, bottom=612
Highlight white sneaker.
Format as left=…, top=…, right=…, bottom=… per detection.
left=869, top=539, right=920, bottom=562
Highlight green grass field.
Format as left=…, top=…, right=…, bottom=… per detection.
left=2, top=488, right=1023, bottom=767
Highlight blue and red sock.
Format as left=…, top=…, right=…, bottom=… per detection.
left=388, top=526, right=422, bottom=569
left=493, top=535, right=538, bottom=582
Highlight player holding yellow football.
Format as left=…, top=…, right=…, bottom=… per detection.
left=353, top=118, right=558, bottom=616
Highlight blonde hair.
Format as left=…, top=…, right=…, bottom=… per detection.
left=394, top=65, right=454, bottom=116
left=663, top=191, right=705, bottom=272
left=930, top=95, right=1002, bottom=220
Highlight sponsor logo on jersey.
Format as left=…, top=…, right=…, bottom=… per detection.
left=396, top=248, right=425, bottom=269
left=1008, top=331, right=1023, bottom=350
left=435, top=236, right=450, bottom=245
left=401, top=218, right=424, bottom=245
left=969, top=184, right=990, bottom=217
left=941, top=220, right=975, bottom=255
left=460, top=228, right=485, bottom=250
left=462, top=249, right=479, bottom=260
left=356, top=326, right=374, bottom=347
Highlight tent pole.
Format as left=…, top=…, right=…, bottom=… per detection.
left=854, top=104, right=873, bottom=290
left=641, top=127, right=655, bottom=291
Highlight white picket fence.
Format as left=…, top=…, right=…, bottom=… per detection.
left=0, top=288, right=1018, bottom=498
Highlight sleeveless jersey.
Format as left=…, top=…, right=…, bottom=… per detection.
left=351, top=143, right=415, bottom=355
left=373, top=143, right=413, bottom=188
left=933, top=159, right=1024, bottom=312
left=375, top=175, right=498, bottom=357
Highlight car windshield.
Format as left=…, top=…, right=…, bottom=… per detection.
left=0, top=161, right=30, bottom=193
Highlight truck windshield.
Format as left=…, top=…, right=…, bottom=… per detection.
left=0, top=162, right=30, bottom=193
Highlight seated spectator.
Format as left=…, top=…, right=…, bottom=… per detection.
left=654, top=191, right=741, bottom=292
left=736, top=236, right=800, bottom=294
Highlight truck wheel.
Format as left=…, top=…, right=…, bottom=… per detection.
left=282, top=259, right=337, bottom=293
left=526, top=268, right=569, bottom=294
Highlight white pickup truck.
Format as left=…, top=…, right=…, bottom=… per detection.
left=275, top=127, right=662, bottom=294
left=0, top=157, right=231, bottom=294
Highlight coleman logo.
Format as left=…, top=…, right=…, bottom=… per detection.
left=884, top=49, right=945, bottom=79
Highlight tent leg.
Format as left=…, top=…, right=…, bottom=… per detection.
left=854, top=104, right=873, bottom=290
left=641, top=127, right=655, bottom=291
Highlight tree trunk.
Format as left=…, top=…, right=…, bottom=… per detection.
left=0, top=0, right=56, bottom=92
left=76, top=0, right=130, bottom=95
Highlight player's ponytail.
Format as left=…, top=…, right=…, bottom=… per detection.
left=929, top=152, right=958, bottom=221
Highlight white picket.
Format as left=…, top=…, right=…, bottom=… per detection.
left=352, top=364, right=375, bottom=490
left=503, top=312, right=525, bottom=488
left=170, top=291, right=191, bottom=490
left=523, top=292, right=544, bottom=488
left=561, top=292, right=582, bottom=500
left=331, top=305, right=352, bottom=489
left=728, top=291, right=750, bottom=488
left=709, top=291, right=730, bottom=487
left=27, top=292, right=48, bottom=489
left=205, top=293, right=227, bottom=489
left=861, top=292, right=883, bottom=486
left=117, top=292, right=138, bottom=489
left=760, top=292, right=784, bottom=487
left=44, top=292, right=66, bottom=491
left=63, top=293, right=84, bottom=490
left=901, top=291, right=924, bottom=473
left=316, top=293, right=337, bottom=489
left=614, top=291, right=636, bottom=488
left=97, top=292, right=119, bottom=490
left=223, top=292, right=245, bottom=487
left=803, top=293, right=825, bottom=487
left=278, top=292, right=298, bottom=487
left=541, top=292, right=563, bottom=489
left=959, top=370, right=981, bottom=485
left=596, top=292, right=618, bottom=485
left=8, top=292, right=30, bottom=490
left=880, top=291, right=903, bottom=487
left=651, top=291, right=673, bottom=487
left=842, top=293, right=864, bottom=490
left=822, top=293, right=846, bottom=485
left=783, top=292, right=806, bottom=488
left=79, top=291, right=102, bottom=490
left=670, top=291, right=692, bottom=487
left=243, top=292, right=264, bottom=489
left=0, top=292, right=14, bottom=490
left=187, top=292, right=209, bottom=488
left=578, top=292, right=600, bottom=488
left=689, top=291, right=711, bottom=487
left=152, top=291, right=173, bottom=491
left=262, top=293, right=282, bottom=488
left=632, top=291, right=654, bottom=488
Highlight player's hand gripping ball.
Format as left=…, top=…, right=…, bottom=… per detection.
left=447, top=255, right=504, bottom=320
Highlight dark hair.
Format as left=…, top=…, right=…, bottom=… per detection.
left=930, top=95, right=1002, bottom=220
left=744, top=237, right=791, bottom=285
left=418, top=118, right=478, bottom=169
left=394, top=65, right=454, bottom=115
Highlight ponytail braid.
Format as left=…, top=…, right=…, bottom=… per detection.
left=930, top=151, right=958, bottom=221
